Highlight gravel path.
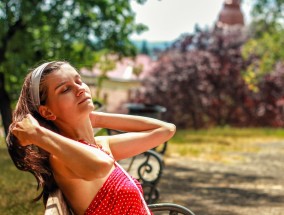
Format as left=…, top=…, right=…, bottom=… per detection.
left=157, top=141, right=284, bottom=215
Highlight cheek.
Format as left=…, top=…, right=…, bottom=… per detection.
left=84, top=84, right=92, bottom=94
left=49, top=95, right=75, bottom=113
left=58, top=96, right=75, bottom=108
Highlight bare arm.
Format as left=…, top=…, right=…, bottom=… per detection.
left=90, top=111, right=176, bottom=160
left=12, top=114, right=114, bottom=180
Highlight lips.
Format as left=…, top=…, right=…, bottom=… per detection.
left=78, top=97, right=91, bottom=104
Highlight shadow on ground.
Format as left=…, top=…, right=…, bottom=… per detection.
left=157, top=157, right=284, bottom=215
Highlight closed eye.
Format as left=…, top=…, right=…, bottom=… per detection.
left=61, top=86, right=71, bottom=93
left=75, top=76, right=83, bottom=85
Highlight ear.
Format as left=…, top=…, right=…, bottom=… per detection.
left=38, top=106, right=57, bottom=121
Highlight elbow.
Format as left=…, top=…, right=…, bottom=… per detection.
left=163, top=123, right=176, bottom=141
left=83, top=158, right=114, bottom=180
left=168, top=123, right=176, bottom=139
left=95, top=159, right=114, bottom=178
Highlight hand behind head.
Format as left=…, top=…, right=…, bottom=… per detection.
left=12, top=114, right=40, bottom=146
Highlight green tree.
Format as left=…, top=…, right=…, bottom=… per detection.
left=242, top=0, right=284, bottom=90
left=93, top=50, right=117, bottom=101
left=141, top=40, right=150, bottom=55
left=242, top=31, right=284, bottom=91
left=250, top=0, right=284, bottom=37
left=0, top=0, right=147, bottom=136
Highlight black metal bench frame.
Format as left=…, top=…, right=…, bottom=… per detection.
left=106, top=129, right=164, bottom=204
left=149, top=203, right=196, bottom=215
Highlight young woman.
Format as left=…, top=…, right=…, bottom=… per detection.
left=6, top=61, right=176, bottom=215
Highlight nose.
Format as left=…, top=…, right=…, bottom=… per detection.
left=76, top=84, right=85, bottom=97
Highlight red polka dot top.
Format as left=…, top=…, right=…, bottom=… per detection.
left=78, top=140, right=153, bottom=215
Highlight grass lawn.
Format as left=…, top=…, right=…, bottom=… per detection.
left=0, top=138, right=44, bottom=215
left=168, top=127, right=284, bottom=163
left=1, top=127, right=284, bottom=214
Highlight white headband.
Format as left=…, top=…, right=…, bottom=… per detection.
left=30, top=62, right=51, bottom=111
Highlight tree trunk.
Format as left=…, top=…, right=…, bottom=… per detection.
left=0, top=73, right=12, bottom=137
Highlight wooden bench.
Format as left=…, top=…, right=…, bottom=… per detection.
left=44, top=189, right=196, bottom=215
left=45, top=103, right=195, bottom=214
left=44, top=129, right=195, bottom=214
left=44, top=189, right=72, bottom=215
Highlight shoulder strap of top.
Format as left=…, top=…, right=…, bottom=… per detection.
left=115, top=161, right=152, bottom=215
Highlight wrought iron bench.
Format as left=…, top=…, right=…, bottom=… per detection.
left=106, top=128, right=164, bottom=204
left=148, top=203, right=196, bottom=215
left=125, top=103, right=168, bottom=156
left=94, top=102, right=166, bottom=204
left=127, top=149, right=164, bottom=204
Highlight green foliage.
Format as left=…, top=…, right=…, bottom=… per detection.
left=242, top=31, right=284, bottom=91
left=241, top=0, right=284, bottom=91
left=141, top=40, right=150, bottom=55
left=250, top=0, right=284, bottom=37
left=92, top=49, right=117, bottom=100
left=0, top=0, right=147, bottom=101
left=133, top=63, right=143, bottom=77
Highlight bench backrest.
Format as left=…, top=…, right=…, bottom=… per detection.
left=44, top=189, right=72, bottom=215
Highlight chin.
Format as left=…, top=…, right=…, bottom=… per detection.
left=78, top=103, right=95, bottom=116
left=87, top=103, right=95, bottom=112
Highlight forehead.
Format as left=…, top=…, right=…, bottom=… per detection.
left=45, top=64, right=78, bottom=83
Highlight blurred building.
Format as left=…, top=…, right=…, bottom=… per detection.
left=216, top=0, right=244, bottom=28
left=80, top=54, right=156, bottom=112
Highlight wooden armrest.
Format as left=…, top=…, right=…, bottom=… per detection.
left=44, top=189, right=72, bottom=215
left=44, top=190, right=195, bottom=215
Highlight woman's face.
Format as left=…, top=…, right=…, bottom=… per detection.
left=43, top=64, right=94, bottom=122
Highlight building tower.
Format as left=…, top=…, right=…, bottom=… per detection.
left=216, top=0, right=244, bottom=28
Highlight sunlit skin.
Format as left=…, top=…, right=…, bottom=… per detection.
left=30, top=65, right=115, bottom=214
left=12, top=63, right=176, bottom=215
left=40, top=64, right=96, bottom=142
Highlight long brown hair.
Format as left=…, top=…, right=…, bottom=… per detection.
left=6, top=61, right=69, bottom=204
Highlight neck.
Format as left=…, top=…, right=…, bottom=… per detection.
left=54, top=116, right=95, bottom=143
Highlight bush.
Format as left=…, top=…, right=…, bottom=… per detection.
left=131, top=27, right=284, bottom=128
left=252, top=62, right=284, bottom=127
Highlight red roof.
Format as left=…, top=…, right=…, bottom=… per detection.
left=80, top=54, right=156, bottom=81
